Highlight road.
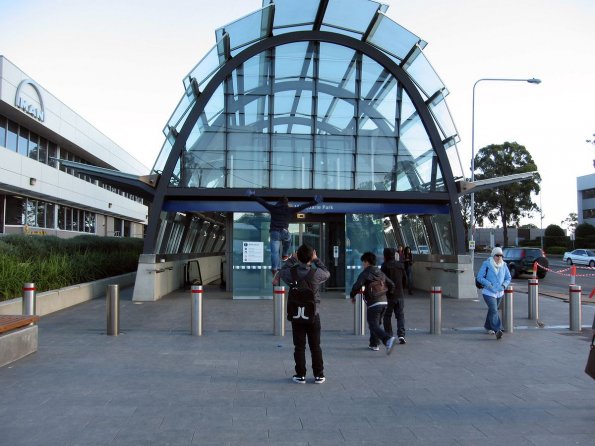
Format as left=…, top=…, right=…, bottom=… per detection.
left=474, top=254, right=595, bottom=297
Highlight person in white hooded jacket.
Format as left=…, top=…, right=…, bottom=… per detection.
left=476, top=247, right=511, bottom=340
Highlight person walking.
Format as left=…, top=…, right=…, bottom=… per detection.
left=476, top=246, right=511, bottom=340
left=247, top=191, right=321, bottom=284
left=381, top=248, right=407, bottom=344
left=402, top=246, right=414, bottom=295
left=279, top=244, right=330, bottom=384
left=350, top=252, right=396, bottom=355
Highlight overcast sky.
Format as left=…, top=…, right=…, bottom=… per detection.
left=1, top=0, right=594, bottom=229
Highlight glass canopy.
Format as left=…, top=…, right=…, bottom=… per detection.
left=153, top=0, right=462, bottom=181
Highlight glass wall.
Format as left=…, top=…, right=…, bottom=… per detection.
left=177, top=42, right=447, bottom=193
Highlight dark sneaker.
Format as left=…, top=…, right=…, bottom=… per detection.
left=398, top=336, right=406, bottom=345
left=292, top=375, right=306, bottom=384
left=314, top=376, right=326, bottom=384
left=368, top=345, right=380, bottom=351
left=386, top=337, right=396, bottom=355
left=496, top=330, right=503, bottom=340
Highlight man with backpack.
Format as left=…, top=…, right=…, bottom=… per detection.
left=279, top=243, right=330, bottom=384
left=381, top=248, right=407, bottom=344
left=350, top=252, right=396, bottom=355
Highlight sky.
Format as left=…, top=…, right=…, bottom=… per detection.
left=1, top=0, right=594, bottom=230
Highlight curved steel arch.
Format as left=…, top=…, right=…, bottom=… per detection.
left=145, top=30, right=465, bottom=254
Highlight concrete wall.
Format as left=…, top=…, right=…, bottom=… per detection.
left=411, top=256, right=478, bottom=299
left=0, top=325, right=37, bottom=368
left=0, top=272, right=136, bottom=316
left=133, top=255, right=224, bottom=301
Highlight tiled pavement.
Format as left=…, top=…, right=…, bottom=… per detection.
left=1, top=285, right=594, bottom=446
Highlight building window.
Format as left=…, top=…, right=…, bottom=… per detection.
left=5, top=196, right=25, bottom=225
left=583, top=209, right=595, bottom=219
left=582, top=188, right=595, bottom=200
left=6, top=120, right=18, bottom=151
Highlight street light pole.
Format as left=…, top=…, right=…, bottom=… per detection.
left=470, top=77, right=541, bottom=268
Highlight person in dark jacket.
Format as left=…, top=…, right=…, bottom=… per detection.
left=350, top=251, right=396, bottom=355
left=279, top=243, right=330, bottom=384
left=247, top=190, right=321, bottom=284
left=381, top=248, right=407, bottom=344
left=402, top=246, right=414, bottom=295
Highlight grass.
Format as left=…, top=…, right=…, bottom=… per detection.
left=0, top=235, right=143, bottom=301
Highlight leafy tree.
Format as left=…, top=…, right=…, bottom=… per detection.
left=474, top=142, right=541, bottom=247
left=519, top=223, right=537, bottom=229
left=561, top=212, right=578, bottom=234
left=544, top=224, right=565, bottom=237
left=575, top=222, right=595, bottom=239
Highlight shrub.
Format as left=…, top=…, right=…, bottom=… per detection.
left=0, top=235, right=142, bottom=301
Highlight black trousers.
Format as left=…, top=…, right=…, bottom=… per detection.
left=383, top=297, right=405, bottom=338
left=292, top=315, right=323, bottom=377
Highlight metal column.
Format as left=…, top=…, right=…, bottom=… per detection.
left=528, top=278, right=539, bottom=320
left=106, top=284, right=119, bottom=336
left=273, top=286, right=286, bottom=336
left=502, top=286, right=514, bottom=333
left=430, top=286, right=442, bottom=335
left=191, top=285, right=203, bottom=336
left=569, top=285, right=582, bottom=332
left=354, top=287, right=366, bottom=336
left=22, top=282, right=36, bottom=316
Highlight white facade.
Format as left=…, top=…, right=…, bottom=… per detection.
left=0, top=56, right=148, bottom=238
left=577, top=173, right=595, bottom=226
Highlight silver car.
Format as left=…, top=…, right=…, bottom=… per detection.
left=563, top=249, right=595, bottom=267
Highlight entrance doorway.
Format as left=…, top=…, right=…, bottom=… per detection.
left=288, top=214, right=345, bottom=291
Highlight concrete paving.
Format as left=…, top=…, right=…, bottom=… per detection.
left=1, top=285, right=594, bottom=446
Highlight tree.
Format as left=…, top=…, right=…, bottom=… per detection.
left=561, top=212, right=578, bottom=234
left=474, top=142, right=541, bottom=247
left=544, top=224, right=566, bottom=249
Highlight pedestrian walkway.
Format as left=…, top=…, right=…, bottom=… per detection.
left=0, top=286, right=594, bottom=446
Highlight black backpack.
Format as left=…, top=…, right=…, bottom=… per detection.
left=476, top=267, right=487, bottom=289
left=286, top=267, right=316, bottom=324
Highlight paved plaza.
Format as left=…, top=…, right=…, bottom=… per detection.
left=1, top=286, right=594, bottom=446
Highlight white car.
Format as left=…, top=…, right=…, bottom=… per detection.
left=563, top=249, right=595, bottom=267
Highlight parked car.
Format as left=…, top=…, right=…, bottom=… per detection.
left=562, top=249, right=595, bottom=267
left=502, top=247, right=548, bottom=279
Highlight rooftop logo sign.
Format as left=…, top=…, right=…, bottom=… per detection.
left=14, top=79, right=45, bottom=122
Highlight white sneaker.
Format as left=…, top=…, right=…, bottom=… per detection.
left=292, top=375, right=306, bottom=384
left=368, top=345, right=380, bottom=351
left=485, top=330, right=495, bottom=335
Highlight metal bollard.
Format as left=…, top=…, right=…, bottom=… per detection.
left=354, top=286, right=366, bottom=336
left=430, top=286, right=442, bottom=335
left=528, top=278, right=539, bottom=320
left=22, top=282, right=36, bottom=316
left=502, top=286, right=514, bottom=333
left=191, top=285, right=203, bottom=336
left=569, top=285, right=582, bottom=331
left=106, top=284, right=119, bottom=336
left=570, top=266, right=576, bottom=286
left=273, top=286, right=286, bottom=336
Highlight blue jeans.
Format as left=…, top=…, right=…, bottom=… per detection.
left=270, top=229, right=291, bottom=271
left=483, top=294, right=502, bottom=332
left=367, top=305, right=390, bottom=347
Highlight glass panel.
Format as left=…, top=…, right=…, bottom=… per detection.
left=48, top=142, right=57, bottom=168
left=17, top=127, right=28, bottom=156
left=36, top=201, right=45, bottom=227
left=38, top=137, right=48, bottom=164
left=275, top=42, right=314, bottom=81
left=183, top=38, right=228, bottom=92
left=28, top=133, right=39, bottom=161
left=345, top=213, right=384, bottom=293
left=428, top=93, right=458, bottom=141
left=232, top=211, right=272, bottom=298
left=163, top=92, right=195, bottom=136
left=25, top=199, right=36, bottom=226
left=318, top=43, right=357, bottom=95
left=153, top=140, right=172, bottom=174
left=357, top=135, right=396, bottom=155
left=6, top=196, right=24, bottom=225
left=399, top=215, right=430, bottom=254
left=226, top=94, right=269, bottom=131
left=269, top=0, right=318, bottom=29
left=431, top=214, right=454, bottom=255
left=46, top=203, right=55, bottom=229
left=405, top=51, right=445, bottom=99
left=0, top=116, right=6, bottom=147
left=227, top=133, right=269, bottom=188
left=314, top=135, right=354, bottom=190
left=317, top=94, right=355, bottom=135
left=215, top=4, right=273, bottom=52
left=6, top=120, right=17, bottom=151
left=271, top=134, right=312, bottom=189
left=322, top=0, right=379, bottom=35
left=366, top=13, right=421, bottom=61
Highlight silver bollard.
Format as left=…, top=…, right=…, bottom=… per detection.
left=106, top=284, right=119, bottom=336
left=430, top=286, right=442, bottom=335
left=354, top=286, right=366, bottom=336
left=502, top=286, right=514, bottom=333
left=569, top=285, right=582, bottom=331
left=273, top=286, right=286, bottom=336
left=22, top=282, right=36, bottom=316
left=528, top=278, right=539, bottom=320
left=191, top=285, right=203, bottom=336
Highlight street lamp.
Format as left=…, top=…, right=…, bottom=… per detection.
left=470, top=77, right=541, bottom=267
